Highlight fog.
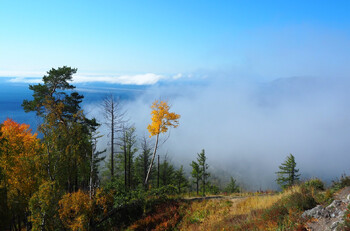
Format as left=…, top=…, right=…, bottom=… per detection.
left=84, top=76, right=350, bottom=190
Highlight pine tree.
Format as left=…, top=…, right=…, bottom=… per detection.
left=134, top=136, right=153, bottom=189
left=197, top=149, right=210, bottom=197
left=22, top=66, right=98, bottom=192
left=174, top=166, right=188, bottom=194
left=225, top=177, right=240, bottom=193
left=159, top=156, right=175, bottom=187
left=117, top=125, right=137, bottom=190
left=190, top=161, right=200, bottom=195
left=276, top=153, right=300, bottom=189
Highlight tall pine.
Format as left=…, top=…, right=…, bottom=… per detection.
left=276, top=153, right=300, bottom=189
left=197, top=149, right=210, bottom=197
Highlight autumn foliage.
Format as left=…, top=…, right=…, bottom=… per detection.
left=147, top=100, right=180, bottom=137
left=29, top=181, right=62, bottom=230
left=0, top=118, right=42, bottom=197
left=129, top=200, right=185, bottom=231
left=0, top=118, right=43, bottom=226
left=59, top=190, right=93, bottom=231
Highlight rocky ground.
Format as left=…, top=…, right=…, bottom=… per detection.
left=303, top=186, right=350, bottom=231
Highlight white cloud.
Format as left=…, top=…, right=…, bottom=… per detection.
left=1, top=72, right=169, bottom=85
left=73, top=73, right=164, bottom=85
left=172, top=73, right=183, bottom=80
left=8, top=77, right=42, bottom=83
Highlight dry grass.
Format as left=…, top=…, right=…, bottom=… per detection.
left=231, top=186, right=301, bottom=216
left=178, top=186, right=303, bottom=231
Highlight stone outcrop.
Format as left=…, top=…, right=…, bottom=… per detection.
left=302, top=187, right=350, bottom=231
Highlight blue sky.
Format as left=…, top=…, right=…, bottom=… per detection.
left=1, top=0, right=350, bottom=83
left=2, top=1, right=350, bottom=187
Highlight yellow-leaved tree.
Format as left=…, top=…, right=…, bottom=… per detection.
left=144, top=100, right=180, bottom=186
left=59, top=190, right=92, bottom=231
left=0, top=118, right=43, bottom=229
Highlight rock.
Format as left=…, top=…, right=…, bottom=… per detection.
left=302, top=205, right=324, bottom=218
left=330, top=220, right=340, bottom=230
left=327, top=200, right=342, bottom=210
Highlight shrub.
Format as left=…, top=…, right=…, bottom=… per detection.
left=338, top=204, right=350, bottom=230
left=332, top=174, right=350, bottom=191
left=262, top=203, right=288, bottom=225
left=314, top=189, right=334, bottom=205
left=58, top=190, right=93, bottom=231
left=283, top=191, right=317, bottom=211
left=129, top=200, right=185, bottom=230
left=147, top=185, right=178, bottom=197
left=29, top=181, right=63, bottom=230
left=303, top=178, right=325, bottom=191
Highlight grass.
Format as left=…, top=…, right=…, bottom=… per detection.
left=124, top=177, right=350, bottom=230
left=125, top=183, right=331, bottom=230
left=177, top=186, right=310, bottom=231
left=232, top=187, right=300, bottom=216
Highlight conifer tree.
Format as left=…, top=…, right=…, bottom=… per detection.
left=134, top=136, right=153, bottom=189
left=159, top=156, right=175, bottom=187
left=22, top=66, right=98, bottom=192
left=197, top=149, right=210, bottom=197
left=174, top=166, right=188, bottom=194
left=225, top=177, right=240, bottom=193
left=190, top=161, right=200, bottom=195
left=276, top=153, right=300, bottom=189
left=117, top=125, right=137, bottom=190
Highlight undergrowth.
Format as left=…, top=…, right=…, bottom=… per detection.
left=177, top=184, right=319, bottom=231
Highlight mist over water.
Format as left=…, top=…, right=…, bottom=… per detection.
left=84, top=76, right=350, bottom=190
left=2, top=75, right=349, bottom=190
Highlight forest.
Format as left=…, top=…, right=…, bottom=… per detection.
left=1, top=67, right=350, bottom=231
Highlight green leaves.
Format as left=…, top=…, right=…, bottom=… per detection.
left=276, top=154, right=300, bottom=189
left=225, top=177, right=240, bottom=193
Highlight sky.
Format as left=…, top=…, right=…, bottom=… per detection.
left=1, top=0, right=350, bottom=82
left=1, top=1, right=350, bottom=189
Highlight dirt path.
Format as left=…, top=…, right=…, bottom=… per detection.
left=183, top=193, right=272, bottom=202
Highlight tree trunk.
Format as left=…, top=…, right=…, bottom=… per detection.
left=145, top=134, right=159, bottom=186
left=128, top=144, right=131, bottom=189
left=157, top=155, right=160, bottom=188
left=89, top=144, right=94, bottom=199
left=202, top=168, right=205, bottom=197
left=111, top=111, right=114, bottom=178
left=124, top=130, right=127, bottom=190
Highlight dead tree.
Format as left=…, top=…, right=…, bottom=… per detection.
left=101, top=94, right=125, bottom=178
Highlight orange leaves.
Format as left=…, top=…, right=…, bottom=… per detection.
left=59, top=190, right=93, bottom=231
left=95, top=188, right=114, bottom=215
left=0, top=118, right=42, bottom=202
left=147, top=100, right=180, bottom=137
left=129, top=201, right=183, bottom=230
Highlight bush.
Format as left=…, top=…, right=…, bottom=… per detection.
left=147, top=185, right=178, bottom=197
left=332, top=174, right=350, bottom=191
left=129, top=200, right=185, bottom=230
left=338, top=204, right=350, bottom=230
left=58, top=190, right=93, bottom=231
left=29, top=181, right=63, bottom=230
left=283, top=191, right=317, bottom=211
left=314, top=189, right=334, bottom=205
left=303, top=178, right=325, bottom=191
left=262, top=203, right=288, bottom=224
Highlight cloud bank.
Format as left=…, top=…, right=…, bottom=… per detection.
left=84, top=75, right=350, bottom=190
left=4, top=73, right=165, bottom=85
left=2, top=71, right=194, bottom=85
